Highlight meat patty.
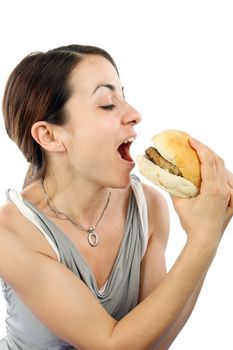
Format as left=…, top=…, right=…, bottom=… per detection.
left=145, top=147, right=183, bottom=177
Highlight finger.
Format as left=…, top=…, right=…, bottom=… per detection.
left=189, top=138, right=213, bottom=174
left=226, top=206, right=233, bottom=219
left=189, top=138, right=221, bottom=192
left=228, top=187, right=233, bottom=208
left=226, top=169, right=233, bottom=188
left=205, top=146, right=228, bottom=187
left=190, top=138, right=230, bottom=193
left=190, top=138, right=224, bottom=173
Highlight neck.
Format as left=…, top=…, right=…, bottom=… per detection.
left=42, top=174, right=111, bottom=227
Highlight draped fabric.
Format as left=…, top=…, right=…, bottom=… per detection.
left=0, top=175, right=148, bottom=349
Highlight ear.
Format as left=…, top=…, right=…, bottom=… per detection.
left=31, top=121, right=66, bottom=153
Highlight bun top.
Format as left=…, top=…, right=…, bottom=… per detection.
left=152, top=130, right=201, bottom=188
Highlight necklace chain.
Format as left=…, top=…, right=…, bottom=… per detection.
left=41, top=180, right=111, bottom=247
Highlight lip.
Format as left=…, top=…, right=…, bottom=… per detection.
left=117, top=152, right=136, bottom=169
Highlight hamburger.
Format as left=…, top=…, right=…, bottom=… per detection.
left=136, top=130, right=201, bottom=198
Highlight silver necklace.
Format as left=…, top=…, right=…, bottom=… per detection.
left=41, top=180, right=111, bottom=247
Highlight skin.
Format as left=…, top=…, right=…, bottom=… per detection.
left=0, top=54, right=232, bottom=350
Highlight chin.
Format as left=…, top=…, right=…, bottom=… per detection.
left=101, top=171, right=132, bottom=190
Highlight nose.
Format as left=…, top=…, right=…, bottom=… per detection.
left=121, top=102, right=142, bottom=126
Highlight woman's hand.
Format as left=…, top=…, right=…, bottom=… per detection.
left=170, top=138, right=233, bottom=248
left=222, top=168, right=233, bottom=231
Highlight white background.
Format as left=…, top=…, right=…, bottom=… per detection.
left=0, top=0, right=232, bottom=348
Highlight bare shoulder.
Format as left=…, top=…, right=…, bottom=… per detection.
left=142, top=182, right=170, bottom=245
left=0, top=199, right=21, bottom=233
left=0, top=202, right=24, bottom=272
left=0, top=199, right=57, bottom=265
left=0, top=198, right=33, bottom=239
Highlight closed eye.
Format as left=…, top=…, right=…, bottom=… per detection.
left=101, top=104, right=116, bottom=110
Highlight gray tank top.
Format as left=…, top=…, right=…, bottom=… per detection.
left=0, top=175, right=148, bottom=349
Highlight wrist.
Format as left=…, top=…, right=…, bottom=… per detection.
left=185, top=235, right=218, bottom=262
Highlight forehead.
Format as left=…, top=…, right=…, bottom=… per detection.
left=69, top=55, right=121, bottom=94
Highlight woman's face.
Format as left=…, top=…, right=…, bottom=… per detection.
left=61, top=54, right=141, bottom=188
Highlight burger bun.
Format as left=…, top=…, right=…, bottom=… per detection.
left=137, top=130, right=201, bottom=198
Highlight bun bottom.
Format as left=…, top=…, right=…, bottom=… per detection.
left=137, top=155, right=199, bottom=198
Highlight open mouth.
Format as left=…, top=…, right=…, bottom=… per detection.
left=117, top=136, right=136, bottom=163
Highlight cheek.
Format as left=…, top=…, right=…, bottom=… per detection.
left=65, top=116, right=117, bottom=164
left=72, top=133, right=115, bottom=166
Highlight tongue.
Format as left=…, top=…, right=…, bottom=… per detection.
left=118, top=143, right=134, bottom=162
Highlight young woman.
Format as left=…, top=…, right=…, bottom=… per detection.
left=0, top=44, right=232, bottom=350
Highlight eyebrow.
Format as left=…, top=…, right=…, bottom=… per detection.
left=92, top=83, right=124, bottom=95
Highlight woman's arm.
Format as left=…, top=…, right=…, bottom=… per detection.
left=138, top=182, right=210, bottom=349
left=138, top=138, right=233, bottom=349
left=0, top=140, right=232, bottom=350
left=0, top=223, right=224, bottom=350
left=0, top=224, right=217, bottom=350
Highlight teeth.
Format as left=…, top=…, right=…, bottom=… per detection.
left=123, top=136, right=136, bottom=144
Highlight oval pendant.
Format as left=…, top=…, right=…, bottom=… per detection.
left=88, top=228, right=99, bottom=247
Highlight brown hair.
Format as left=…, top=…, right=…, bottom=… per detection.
left=2, top=44, right=118, bottom=187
